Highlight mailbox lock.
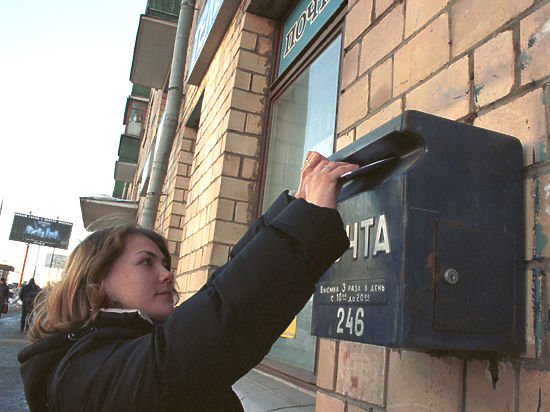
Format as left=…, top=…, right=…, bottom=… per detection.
left=443, top=268, right=459, bottom=285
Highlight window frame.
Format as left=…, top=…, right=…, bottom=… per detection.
left=255, top=2, right=348, bottom=384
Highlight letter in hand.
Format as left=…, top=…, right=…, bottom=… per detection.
left=295, top=151, right=359, bottom=209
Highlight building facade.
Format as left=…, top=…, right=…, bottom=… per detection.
left=112, top=0, right=550, bottom=410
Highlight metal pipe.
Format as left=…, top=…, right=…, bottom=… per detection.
left=141, top=0, right=196, bottom=229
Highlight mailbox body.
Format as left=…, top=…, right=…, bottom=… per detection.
left=311, top=110, right=525, bottom=352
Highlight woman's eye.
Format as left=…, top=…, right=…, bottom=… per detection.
left=141, top=258, right=151, bottom=266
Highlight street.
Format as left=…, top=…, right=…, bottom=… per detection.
left=0, top=311, right=30, bottom=412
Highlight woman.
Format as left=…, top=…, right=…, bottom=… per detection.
left=18, top=152, right=357, bottom=412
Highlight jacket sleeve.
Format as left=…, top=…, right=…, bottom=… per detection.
left=56, top=196, right=349, bottom=410
left=158, top=197, right=349, bottom=392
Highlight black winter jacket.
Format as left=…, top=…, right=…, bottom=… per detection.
left=18, top=193, right=349, bottom=412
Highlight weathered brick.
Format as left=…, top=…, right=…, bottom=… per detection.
left=342, top=43, right=360, bottom=90
left=237, top=49, right=268, bottom=74
left=405, top=56, right=469, bottom=120
left=386, top=350, right=462, bottom=412
left=336, top=342, right=386, bottom=406
left=394, top=13, right=449, bottom=96
left=230, top=88, right=265, bottom=113
left=474, top=30, right=514, bottom=107
left=337, top=74, right=369, bottom=132
left=251, top=74, right=268, bottom=94
left=520, top=2, right=550, bottom=85
left=257, top=36, right=272, bottom=56
left=245, top=113, right=263, bottom=135
left=359, top=4, right=404, bottom=74
left=317, top=339, right=337, bottom=390
left=240, top=31, right=257, bottom=51
left=370, top=57, right=393, bottom=110
left=219, top=176, right=253, bottom=202
left=241, top=158, right=257, bottom=179
left=356, top=100, right=402, bottom=137
left=465, top=360, right=515, bottom=411
left=518, top=368, right=550, bottom=411
left=242, top=12, right=275, bottom=36
left=405, top=0, right=448, bottom=38
left=474, top=89, right=547, bottom=165
left=375, top=0, right=393, bottom=17
left=345, top=0, right=373, bottom=47
left=452, top=0, right=531, bottom=57
left=316, top=392, right=345, bottom=412
left=234, top=201, right=250, bottom=223
left=225, top=132, right=259, bottom=156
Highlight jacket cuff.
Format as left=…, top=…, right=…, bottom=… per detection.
left=269, top=199, right=349, bottom=280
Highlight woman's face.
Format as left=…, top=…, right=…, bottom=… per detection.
left=103, top=234, right=174, bottom=322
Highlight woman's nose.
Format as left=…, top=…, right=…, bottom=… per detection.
left=159, top=267, right=174, bottom=283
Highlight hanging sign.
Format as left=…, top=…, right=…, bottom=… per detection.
left=278, top=0, right=344, bottom=76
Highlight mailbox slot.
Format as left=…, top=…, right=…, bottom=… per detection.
left=312, top=110, right=524, bottom=353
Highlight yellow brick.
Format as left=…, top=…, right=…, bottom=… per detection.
left=394, top=14, right=449, bottom=96
left=240, top=31, right=257, bottom=50
left=251, top=74, right=268, bottom=94
left=336, top=129, right=355, bottom=152
left=405, top=56, right=469, bottom=120
left=219, top=176, right=252, bottom=202
left=337, top=74, right=369, bottom=132
left=230, top=88, right=265, bottom=113
left=342, top=43, right=359, bottom=90
left=241, top=158, right=257, bottom=179
left=370, top=57, right=393, bottom=110
left=242, top=12, right=275, bottom=36
left=237, top=49, right=268, bottom=74
left=359, top=4, right=404, bottom=74
left=386, top=350, right=462, bottom=411
left=245, top=113, right=263, bottom=135
left=520, top=2, right=550, bottom=85
left=212, top=220, right=248, bottom=244
left=316, top=392, right=345, bottom=412
left=356, top=100, right=402, bottom=138
left=336, top=342, right=386, bottom=406
left=210, top=243, right=230, bottom=266
left=452, top=0, right=531, bottom=57
left=225, top=132, right=259, bottom=156
left=226, top=109, right=246, bottom=132
left=235, top=69, right=251, bottom=90
left=465, top=360, right=515, bottom=411
left=375, top=0, right=393, bottom=17
left=518, top=368, right=550, bottom=411
left=474, top=30, right=514, bottom=107
left=317, top=339, right=337, bottom=390
left=215, top=198, right=235, bottom=221
left=188, top=269, right=208, bottom=291
left=257, top=36, right=272, bottom=56
left=474, top=89, right=546, bottom=165
left=345, top=0, right=373, bottom=47
left=222, top=154, right=241, bottom=177
left=405, top=0, right=448, bottom=38
left=234, top=201, right=250, bottom=224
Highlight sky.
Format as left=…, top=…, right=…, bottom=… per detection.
left=0, top=0, right=147, bottom=286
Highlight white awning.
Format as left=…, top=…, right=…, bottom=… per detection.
left=79, top=196, right=138, bottom=231
left=130, top=15, right=177, bottom=89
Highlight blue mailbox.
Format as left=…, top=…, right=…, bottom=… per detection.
left=311, top=110, right=525, bottom=353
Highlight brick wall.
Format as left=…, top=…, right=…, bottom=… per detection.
left=319, top=0, right=550, bottom=410
left=175, top=4, right=275, bottom=300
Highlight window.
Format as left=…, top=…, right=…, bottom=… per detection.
left=262, top=35, right=342, bottom=372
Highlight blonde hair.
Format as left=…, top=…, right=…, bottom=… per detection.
left=28, top=223, right=174, bottom=342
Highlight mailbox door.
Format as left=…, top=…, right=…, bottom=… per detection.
left=311, top=177, right=405, bottom=346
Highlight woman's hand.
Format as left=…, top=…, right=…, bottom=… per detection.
left=294, top=151, right=358, bottom=209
